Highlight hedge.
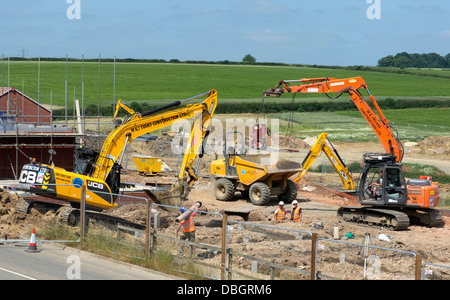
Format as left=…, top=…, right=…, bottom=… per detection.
left=52, top=97, right=450, bottom=117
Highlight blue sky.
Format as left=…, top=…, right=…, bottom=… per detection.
left=1, top=0, right=449, bottom=66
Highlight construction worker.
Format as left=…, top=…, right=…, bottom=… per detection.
left=369, top=170, right=383, bottom=199
left=176, top=204, right=198, bottom=256
left=289, top=200, right=302, bottom=223
left=273, top=201, right=286, bottom=222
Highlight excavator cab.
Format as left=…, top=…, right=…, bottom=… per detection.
left=223, top=129, right=246, bottom=176
left=359, top=153, right=407, bottom=206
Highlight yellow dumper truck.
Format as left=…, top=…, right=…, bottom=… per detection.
left=211, top=130, right=300, bottom=205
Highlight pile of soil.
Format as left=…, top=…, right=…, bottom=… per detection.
left=0, top=188, right=61, bottom=238
left=279, top=135, right=311, bottom=149
left=417, top=136, right=450, bottom=156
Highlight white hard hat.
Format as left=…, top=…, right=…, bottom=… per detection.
left=279, top=201, right=284, bottom=205
left=292, top=200, right=298, bottom=204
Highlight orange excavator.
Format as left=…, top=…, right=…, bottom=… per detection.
left=264, top=77, right=442, bottom=230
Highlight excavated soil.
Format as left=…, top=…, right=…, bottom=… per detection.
left=1, top=134, right=449, bottom=280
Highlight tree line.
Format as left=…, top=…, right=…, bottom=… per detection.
left=53, top=97, right=450, bottom=117
left=378, top=52, right=450, bottom=69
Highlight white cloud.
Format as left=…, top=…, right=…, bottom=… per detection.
left=442, top=30, right=450, bottom=38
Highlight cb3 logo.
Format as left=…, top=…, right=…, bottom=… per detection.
left=20, top=170, right=38, bottom=184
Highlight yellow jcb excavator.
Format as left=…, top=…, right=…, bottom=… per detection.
left=292, top=132, right=355, bottom=191
left=17, top=89, right=218, bottom=218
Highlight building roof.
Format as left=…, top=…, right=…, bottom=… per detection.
left=0, top=87, right=51, bottom=113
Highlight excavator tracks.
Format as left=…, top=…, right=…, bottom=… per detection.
left=16, top=198, right=145, bottom=230
left=404, top=208, right=444, bottom=228
left=337, top=206, right=410, bottom=231
left=337, top=206, right=445, bottom=230
left=426, top=209, right=444, bottom=227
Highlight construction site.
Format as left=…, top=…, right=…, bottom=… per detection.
left=0, top=73, right=449, bottom=280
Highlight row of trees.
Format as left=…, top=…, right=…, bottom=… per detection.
left=378, top=52, right=450, bottom=69
left=8, top=54, right=259, bottom=65
left=52, top=97, right=450, bottom=117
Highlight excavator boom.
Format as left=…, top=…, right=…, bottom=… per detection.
left=264, top=77, right=403, bottom=163
left=93, top=90, right=216, bottom=182
left=293, top=132, right=355, bottom=191
left=18, top=89, right=218, bottom=210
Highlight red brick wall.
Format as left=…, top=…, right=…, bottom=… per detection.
left=0, top=136, right=74, bottom=179
left=0, top=89, right=51, bottom=125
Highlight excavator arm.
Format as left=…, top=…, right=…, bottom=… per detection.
left=292, top=132, right=355, bottom=191
left=18, top=89, right=217, bottom=210
left=92, top=89, right=217, bottom=183
left=94, top=89, right=217, bottom=207
left=264, top=77, right=403, bottom=163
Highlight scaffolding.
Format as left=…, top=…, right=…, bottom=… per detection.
left=0, top=54, right=118, bottom=179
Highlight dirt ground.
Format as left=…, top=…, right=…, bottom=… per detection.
left=1, top=135, right=449, bottom=279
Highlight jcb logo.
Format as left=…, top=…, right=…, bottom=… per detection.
left=87, top=181, right=104, bottom=190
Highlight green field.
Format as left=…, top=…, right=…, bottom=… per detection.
left=271, top=108, right=450, bottom=142
left=4, top=61, right=450, bottom=107
left=338, top=108, right=450, bottom=128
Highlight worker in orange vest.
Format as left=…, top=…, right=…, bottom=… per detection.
left=273, top=201, right=286, bottom=222
left=176, top=203, right=199, bottom=256
left=289, top=200, right=302, bottom=223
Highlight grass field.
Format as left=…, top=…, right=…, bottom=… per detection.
left=338, top=108, right=450, bottom=128
left=271, top=108, right=450, bottom=142
left=3, top=61, right=450, bottom=107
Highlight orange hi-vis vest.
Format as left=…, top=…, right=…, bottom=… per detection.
left=182, top=215, right=196, bottom=232
left=291, top=206, right=302, bottom=222
left=275, top=207, right=286, bottom=221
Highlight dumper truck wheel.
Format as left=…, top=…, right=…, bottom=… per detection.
left=249, top=182, right=271, bottom=206
left=214, top=178, right=236, bottom=201
left=277, top=180, right=298, bottom=202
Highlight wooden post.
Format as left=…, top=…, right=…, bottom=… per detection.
left=221, top=213, right=228, bottom=280
left=145, top=200, right=150, bottom=258
left=310, top=233, right=318, bottom=280
left=227, top=251, right=233, bottom=280
left=415, top=254, right=422, bottom=280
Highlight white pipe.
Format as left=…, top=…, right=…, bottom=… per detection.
left=175, top=202, right=202, bottom=223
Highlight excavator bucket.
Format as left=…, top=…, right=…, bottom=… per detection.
left=143, top=179, right=190, bottom=211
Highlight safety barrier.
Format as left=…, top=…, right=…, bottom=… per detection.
left=313, top=235, right=420, bottom=280
left=422, top=263, right=450, bottom=280
left=148, top=202, right=225, bottom=279
left=2, top=181, right=449, bottom=280
left=224, top=220, right=313, bottom=280
left=147, top=205, right=450, bottom=280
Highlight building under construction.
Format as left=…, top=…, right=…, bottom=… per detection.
left=0, top=87, right=79, bottom=179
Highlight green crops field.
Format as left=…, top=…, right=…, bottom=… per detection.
left=271, top=108, right=450, bottom=142
left=3, top=60, right=450, bottom=107
left=3, top=60, right=450, bottom=139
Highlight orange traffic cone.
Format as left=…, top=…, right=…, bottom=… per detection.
left=25, top=228, right=40, bottom=253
